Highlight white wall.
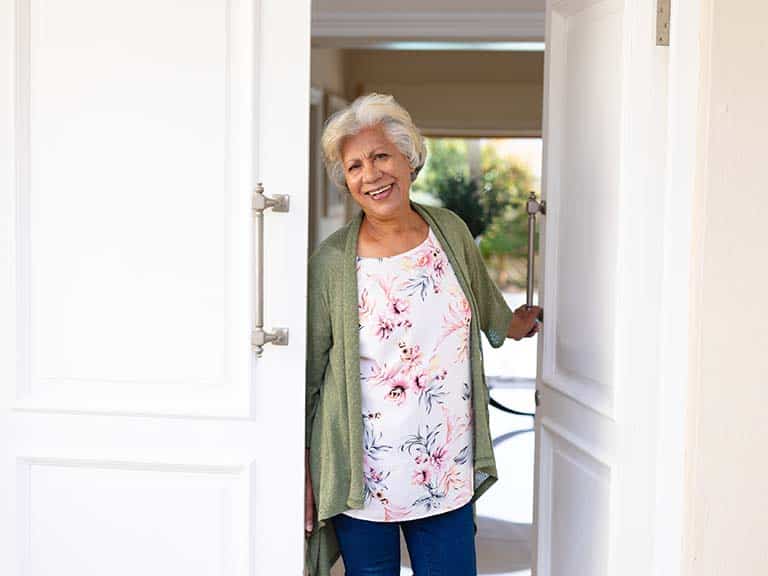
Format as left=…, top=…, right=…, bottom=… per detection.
left=684, top=1, right=768, bottom=573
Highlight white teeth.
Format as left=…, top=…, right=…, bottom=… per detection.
left=367, top=184, right=392, bottom=197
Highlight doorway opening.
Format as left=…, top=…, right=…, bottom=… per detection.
left=308, top=39, right=544, bottom=576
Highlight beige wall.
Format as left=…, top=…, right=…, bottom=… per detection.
left=313, top=0, right=544, bottom=12
left=684, top=1, right=768, bottom=574
left=310, top=48, right=543, bottom=135
left=310, top=47, right=347, bottom=98
left=309, top=47, right=351, bottom=251
left=344, top=50, right=543, bottom=136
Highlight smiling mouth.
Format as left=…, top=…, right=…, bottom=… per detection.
left=364, top=183, right=393, bottom=198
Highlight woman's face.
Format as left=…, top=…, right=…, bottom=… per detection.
left=340, top=125, right=413, bottom=221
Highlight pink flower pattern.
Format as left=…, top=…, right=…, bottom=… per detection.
left=343, top=227, right=474, bottom=522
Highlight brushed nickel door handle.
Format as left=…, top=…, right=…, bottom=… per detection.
left=526, top=191, right=545, bottom=322
left=251, top=182, right=290, bottom=357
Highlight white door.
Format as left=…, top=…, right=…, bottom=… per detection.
left=533, top=0, right=670, bottom=574
left=0, top=1, right=310, bottom=574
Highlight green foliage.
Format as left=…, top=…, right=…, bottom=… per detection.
left=477, top=145, right=534, bottom=259
left=412, top=137, right=538, bottom=290
left=413, top=139, right=468, bottom=191
left=412, top=140, right=482, bottom=234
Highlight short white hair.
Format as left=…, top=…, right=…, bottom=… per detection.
left=321, top=93, right=428, bottom=190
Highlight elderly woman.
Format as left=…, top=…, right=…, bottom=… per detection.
left=304, top=93, right=541, bottom=576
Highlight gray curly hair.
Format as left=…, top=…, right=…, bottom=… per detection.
left=320, top=93, right=428, bottom=190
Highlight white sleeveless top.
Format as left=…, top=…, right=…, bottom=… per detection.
left=343, top=226, right=474, bottom=522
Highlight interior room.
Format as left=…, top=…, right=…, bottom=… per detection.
left=309, top=39, right=545, bottom=576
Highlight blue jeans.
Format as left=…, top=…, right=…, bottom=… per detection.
left=330, top=501, right=477, bottom=575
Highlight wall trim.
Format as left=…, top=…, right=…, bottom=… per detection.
left=676, top=0, right=711, bottom=572
left=311, top=10, right=545, bottom=41
left=655, top=0, right=705, bottom=575
left=420, top=127, right=542, bottom=139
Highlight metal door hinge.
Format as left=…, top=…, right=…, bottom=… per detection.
left=535, top=389, right=541, bottom=407
left=657, top=0, right=670, bottom=46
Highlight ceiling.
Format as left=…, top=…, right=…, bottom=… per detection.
left=311, top=0, right=546, bottom=44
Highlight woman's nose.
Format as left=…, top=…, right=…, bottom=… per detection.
left=362, top=161, right=381, bottom=182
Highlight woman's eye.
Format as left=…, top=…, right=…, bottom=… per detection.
left=348, top=165, right=359, bottom=172
left=376, top=153, right=388, bottom=159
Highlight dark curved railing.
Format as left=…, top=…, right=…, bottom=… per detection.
left=486, top=376, right=536, bottom=418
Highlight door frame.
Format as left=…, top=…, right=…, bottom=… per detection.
left=653, top=0, right=702, bottom=574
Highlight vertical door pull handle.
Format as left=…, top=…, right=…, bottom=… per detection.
left=251, top=182, right=290, bottom=357
left=526, top=191, right=545, bottom=322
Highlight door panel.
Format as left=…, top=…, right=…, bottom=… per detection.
left=543, top=419, right=610, bottom=576
left=545, top=0, right=622, bottom=418
left=535, top=388, right=613, bottom=576
left=17, top=0, right=246, bottom=416
left=1, top=0, right=310, bottom=574
left=21, top=459, right=243, bottom=575
left=534, top=0, right=668, bottom=574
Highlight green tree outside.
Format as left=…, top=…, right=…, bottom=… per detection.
left=411, top=138, right=538, bottom=291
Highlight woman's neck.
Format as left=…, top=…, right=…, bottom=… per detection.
left=361, top=207, right=422, bottom=241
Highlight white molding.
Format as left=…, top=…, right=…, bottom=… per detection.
left=14, top=0, right=32, bottom=399
left=311, top=10, right=545, bottom=41
left=537, top=416, right=612, bottom=576
left=541, top=417, right=612, bottom=469
left=544, top=370, right=614, bottom=419
left=536, top=418, right=553, bottom=576
left=653, top=1, right=702, bottom=575
left=420, top=127, right=542, bottom=138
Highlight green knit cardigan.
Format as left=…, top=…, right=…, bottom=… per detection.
left=304, top=201, right=515, bottom=575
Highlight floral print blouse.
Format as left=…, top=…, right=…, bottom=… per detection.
left=343, top=226, right=474, bottom=522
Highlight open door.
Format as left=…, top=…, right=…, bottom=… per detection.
left=0, top=0, right=310, bottom=574
left=533, top=0, right=670, bottom=574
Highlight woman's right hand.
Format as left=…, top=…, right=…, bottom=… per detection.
left=305, top=449, right=315, bottom=536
